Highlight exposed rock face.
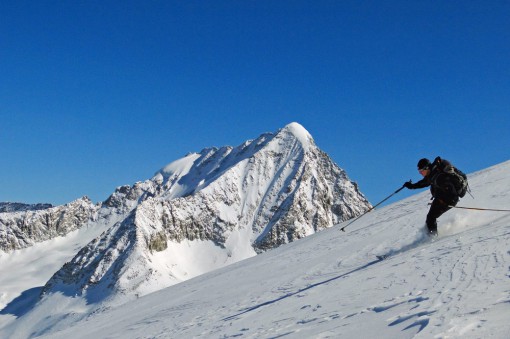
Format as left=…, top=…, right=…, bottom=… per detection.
left=0, top=177, right=161, bottom=253
left=40, top=123, right=371, bottom=304
left=0, top=197, right=97, bottom=252
left=149, top=127, right=369, bottom=252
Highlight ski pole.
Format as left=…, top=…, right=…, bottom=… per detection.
left=340, top=181, right=410, bottom=232
left=427, top=202, right=510, bottom=212
left=447, top=205, right=510, bottom=212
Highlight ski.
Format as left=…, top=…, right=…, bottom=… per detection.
left=376, top=254, right=390, bottom=261
left=375, top=232, right=439, bottom=261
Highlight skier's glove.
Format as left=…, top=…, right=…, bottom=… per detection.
left=404, top=181, right=414, bottom=189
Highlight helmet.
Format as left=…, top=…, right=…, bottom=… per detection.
left=417, top=158, right=431, bottom=170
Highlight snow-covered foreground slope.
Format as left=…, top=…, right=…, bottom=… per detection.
left=2, top=160, right=510, bottom=338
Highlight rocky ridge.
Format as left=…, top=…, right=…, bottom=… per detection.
left=0, top=197, right=97, bottom=252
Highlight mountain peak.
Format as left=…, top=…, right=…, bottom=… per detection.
left=279, top=122, right=314, bottom=150
left=33, top=123, right=371, bottom=307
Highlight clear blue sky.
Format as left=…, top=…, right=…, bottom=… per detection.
left=1, top=1, right=509, bottom=206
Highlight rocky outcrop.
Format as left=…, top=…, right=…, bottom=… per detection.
left=0, top=197, right=97, bottom=252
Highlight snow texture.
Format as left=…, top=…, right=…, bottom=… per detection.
left=1, top=155, right=509, bottom=338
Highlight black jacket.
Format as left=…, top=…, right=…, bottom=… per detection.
left=408, top=158, right=460, bottom=204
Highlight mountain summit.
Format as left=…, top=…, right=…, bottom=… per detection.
left=16, top=123, right=371, bottom=305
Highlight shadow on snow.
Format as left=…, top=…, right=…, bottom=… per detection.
left=223, top=258, right=382, bottom=321
left=0, top=287, right=43, bottom=317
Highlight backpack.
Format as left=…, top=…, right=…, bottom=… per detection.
left=433, top=157, right=469, bottom=198
left=450, top=167, right=468, bottom=198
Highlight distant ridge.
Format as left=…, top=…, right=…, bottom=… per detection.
left=0, top=202, right=52, bottom=213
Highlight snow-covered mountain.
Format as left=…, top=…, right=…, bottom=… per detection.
left=2, top=158, right=509, bottom=338
left=0, top=197, right=96, bottom=252
left=1, top=122, right=371, bottom=308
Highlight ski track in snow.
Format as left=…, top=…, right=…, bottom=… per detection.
left=211, top=228, right=510, bottom=339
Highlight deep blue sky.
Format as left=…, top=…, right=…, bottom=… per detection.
left=1, top=1, right=509, bottom=206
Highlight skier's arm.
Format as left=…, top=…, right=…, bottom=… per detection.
left=404, top=178, right=429, bottom=189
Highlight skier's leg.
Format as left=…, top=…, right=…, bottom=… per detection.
left=426, top=199, right=451, bottom=235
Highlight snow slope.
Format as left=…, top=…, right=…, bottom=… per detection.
left=2, top=160, right=510, bottom=338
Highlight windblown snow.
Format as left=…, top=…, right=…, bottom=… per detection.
left=1, top=132, right=509, bottom=337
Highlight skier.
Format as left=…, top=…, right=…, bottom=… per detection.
left=404, top=157, right=463, bottom=236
